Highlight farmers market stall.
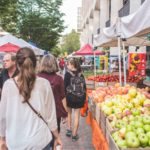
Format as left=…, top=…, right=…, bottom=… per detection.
left=86, top=83, right=150, bottom=150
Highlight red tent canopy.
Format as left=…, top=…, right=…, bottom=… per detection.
left=0, top=43, right=20, bottom=52
left=75, top=44, right=104, bottom=55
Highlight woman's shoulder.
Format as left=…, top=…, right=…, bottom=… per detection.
left=36, top=77, right=50, bottom=87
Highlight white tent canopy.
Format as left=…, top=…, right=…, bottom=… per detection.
left=94, top=0, right=150, bottom=47
left=0, top=34, right=44, bottom=55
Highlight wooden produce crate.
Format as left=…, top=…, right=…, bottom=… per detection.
left=120, top=148, right=150, bottom=150
left=106, top=118, right=118, bottom=133
left=86, top=80, right=95, bottom=90
left=95, top=104, right=101, bottom=125
left=100, top=109, right=107, bottom=136
left=107, top=130, right=120, bottom=150
left=95, top=82, right=108, bottom=87
left=107, top=130, right=150, bottom=150
left=91, top=102, right=96, bottom=119
left=88, top=96, right=96, bottom=119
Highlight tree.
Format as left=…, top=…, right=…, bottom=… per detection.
left=60, top=30, right=80, bottom=54
left=0, top=0, right=65, bottom=51
left=0, top=0, right=19, bottom=34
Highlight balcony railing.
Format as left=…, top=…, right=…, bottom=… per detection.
left=118, top=0, right=130, bottom=17
left=105, top=19, right=110, bottom=27
left=141, top=0, right=145, bottom=4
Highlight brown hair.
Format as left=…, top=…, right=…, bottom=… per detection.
left=68, top=58, right=82, bottom=73
left=16, top=47, right=37, bottom=102
left=39, top=54, right=59, bottom=73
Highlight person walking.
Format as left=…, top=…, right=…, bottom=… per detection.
left=38, top=54, right=67, bottom=148
left=0, top=53, right=18, bottom=94
left=64, top=58, right=86, bottom=142
left=0, top=47, right=62, bottom=150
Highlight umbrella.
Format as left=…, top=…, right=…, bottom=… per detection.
left=0, top=43, right=20, bottom=52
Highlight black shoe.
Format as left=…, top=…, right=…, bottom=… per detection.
left=66, top=129, right=72, bottom=137
left=72, top=134, right=79, bottom=142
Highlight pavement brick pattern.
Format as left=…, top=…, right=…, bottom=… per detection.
left=60, top=116, right=95, bottom=150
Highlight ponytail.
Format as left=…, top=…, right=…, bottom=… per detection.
left=16, top=47, right=37, bottom=102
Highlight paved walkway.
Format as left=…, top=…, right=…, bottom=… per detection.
left=60, top=116, right=94, bottom=150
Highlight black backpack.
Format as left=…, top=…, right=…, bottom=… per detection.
left=66, top=71, right=86, bottom=102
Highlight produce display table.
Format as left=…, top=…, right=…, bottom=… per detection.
left=87, top=84, right=150, bottom=150
left=86, top=111, right=109, bottom=150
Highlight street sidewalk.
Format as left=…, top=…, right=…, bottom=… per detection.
left=60, top=116, right=94, bottom=150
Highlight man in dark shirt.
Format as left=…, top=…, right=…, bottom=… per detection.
left=0, top=53, right=18, bottom=90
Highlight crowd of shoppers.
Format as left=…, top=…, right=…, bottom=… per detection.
left=0, top=47, right=86, bottom=150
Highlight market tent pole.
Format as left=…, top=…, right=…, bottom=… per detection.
left=122, top=40, right=127, bottom=85
left=94, top=51, right=96, bottom=89
left=118, top=36, right=122, bottom=85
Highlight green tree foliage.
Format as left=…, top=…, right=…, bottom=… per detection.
left=0, top=0, right=19, bottom=33
left=0, top=0, right=65, bottom=51
left=60, top=30, right=80, bottom=54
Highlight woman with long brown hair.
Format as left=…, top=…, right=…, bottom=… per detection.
left=0, top=47, right=62, bottom=150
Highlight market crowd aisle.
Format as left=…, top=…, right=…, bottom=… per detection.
left=60, top=116, right=94, bottom=150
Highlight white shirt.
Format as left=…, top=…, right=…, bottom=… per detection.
left=0, top=77, right=57, bottom=150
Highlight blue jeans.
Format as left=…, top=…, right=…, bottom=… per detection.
left=42, top=141, right=52, bottom=150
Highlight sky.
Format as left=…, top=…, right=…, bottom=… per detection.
left=60, top=0, right=81, bottom=34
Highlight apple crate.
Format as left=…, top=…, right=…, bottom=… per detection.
left=106, top=118, right=118, bottom=133
left=95, top=104, right=101, bottom=125
left=100, top=109, right=107, bottom=136
left=120, top=148, right=150, bottom=150
left=107, top=130, right=120, bottom=150
left=91, top=102, right=96, bottom=119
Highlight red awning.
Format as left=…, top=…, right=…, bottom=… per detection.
left=75, top=44, right=104, bottom=55
left=0, top=43, right=20, bottom=52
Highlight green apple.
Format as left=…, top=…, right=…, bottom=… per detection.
left=126, top=136, right=140, bottom=148
left=117, top=139, right=127, bottom=148
left=125, top=131, right=136, bottom=139
left=112, top=131, right=121, bottom=142
left=119, top=127, right=126, bottom=139
left=136, top=127, right=145, bottom=135
left=148, top=139, right=150, bottom=146
left=138, top=133, right=148, bottom=147
left=143, top=99, right=150, bottom=107
left=134, top=121, right=143, bottom=128
left=128, top=88, right=137, bottom=98
left=126, top=125, right=133, bottom=132
left=128, top=115, right=134, bottom=121
left=102, top=106, right=113, bottom=116
left=105, top=100, right=113, bottom=107
left=132, top=109, right=141, bottom=116
left=143, top=124, right=150, bottom=132
left=143, top=115, right=150, bottom=124
left=135, top=116, right=143, bottom=122
left=146, top=131, right=150, bottom=138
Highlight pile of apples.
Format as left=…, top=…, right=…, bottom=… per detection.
left=101, top=87, right=150, bottom=116
left=90, top=83, right=129, bottom=103
left=87, top=75, right=143, bottom=83
left=112, top=115, right=150, bottom=148
left=100, top=87, right=150, bottom=148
